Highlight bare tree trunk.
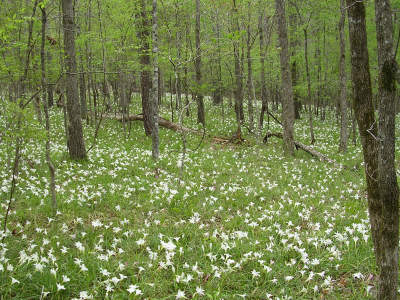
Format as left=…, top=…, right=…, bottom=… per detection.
left=232, top=0, right=243, bottom=133
left=151, top=0, right=159, bottom=160
left=346, top=0, right=382, bottom=292
left=139, top=0, right=153, bottom=136
left=246, top=2, right=254, bottom=132
left=339, top=0, right=348, bottom=152
left=61, top=0, right=86, bottom=159
left=304, top=28, right=315, bottom=145
left=275, top=0, right=295, bottom=155
left=40, top=5, right=56, bottom=212
left=374, top=0, right=399, bottom=298
left=258, top=13, right=268, bottom=132
left=195, top=0, right=205, bottom=125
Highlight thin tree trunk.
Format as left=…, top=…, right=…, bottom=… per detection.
left=246, top=1, right=254, bottom=132
left=151, top=0, right=159, bottom=160
left=40, top=6, right=56, bottom=212
left=275, top=0, right=295, bottom=155
left=338, top=0, right=348, bottom=152
left=195, top=0, right=205, bottom=125
left=232, top=0, right=243, bottom=133
left=139, top=0, right=153, bottom=136
left=304, top=28, right=315, bottom=145
left=62, top=0, right=86, bottom=159
left=258, top=13, right=268, bottom=132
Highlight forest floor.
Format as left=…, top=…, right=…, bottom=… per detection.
left=1, top=96, right=400, bottom=299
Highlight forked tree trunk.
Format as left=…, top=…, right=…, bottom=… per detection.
left=374, top=0, right=399, bottom=298
left=61, top=0, right=86, bottom=159
left=275, top=0, right=295, bottom=155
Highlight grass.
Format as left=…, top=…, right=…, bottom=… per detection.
left=0, top=94, right=398, bottom=299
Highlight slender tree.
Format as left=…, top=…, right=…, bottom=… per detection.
left=338, top=0, right=348, bottom=152
left=139, top=0, right=153, bottom=136
left=195, top=0, right=205, bottom=125
left=151, top=0, right=160, bottom=160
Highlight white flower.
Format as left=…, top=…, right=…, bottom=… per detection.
left=57, top=283, right=65, bottom=291
left=251, top=269, right=260, bottom=278
left=62, top=275, right=70, bottom=283
left=176, top=290, right=186, bottom=299
left=91, top=219, right=103, bottom=228
left=285, top=275, right=293, bottom=281
left=136, top=238, right=146, bottom=246
left=195, top=286, right=204, bottom=296
left=11, top=277, right=20, bottom=284
left=161, top=240, right=176, bottom=251
left=75, top=241, right=85, bottom=252
left=127, top=285, right=138, bottom=294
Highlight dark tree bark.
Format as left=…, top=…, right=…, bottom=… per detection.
left=61, top=0, right=86, bottom=159
left=246, top=1, right=254, bottom=132
left=275, top=0, right=295, bottom=155
left=151, top=0, right=159, bottom=160
left=232, top=0, right=243, bottom=133
left=258, top=13, right=268, bottom=131
left=195, top=0, right=205, bottom=125
left=139, top=0, right=153, bottom=136
left=40, top=5, right=56, bottom=212
left=346, top=2, right=394, bottom=300
left=304, top=28, right=315, bottom=145
left=374, top=0, right=400, bottom=298
left=338, top=0, right=348, bottom=152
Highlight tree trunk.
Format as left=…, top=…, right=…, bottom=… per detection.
left=232, top=0, right=243, bottom=133
left=338, top=0, right=348, bottom=152
left=195, top=0, right=205, bottom=125
left=61, top=0, right=86, bottom=159
left=139, top=0, right=153, bottom=136
left=40, top=6, right=57, bottom=212
left=374, top=0, right=400, bottom=298
left=304, top=28, right=315, bottom=145
left=151, top=0, right=160, bottom=160
left=275, top=0, right=295, bottom=155
left=346, top=0, right=382, bottom=292
left=258, top=13, right=268, bottom=132
left=246, top=3, right=254, bottom=132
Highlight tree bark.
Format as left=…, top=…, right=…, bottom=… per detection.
left=195, top=0, right=205, bottom=125
left=151, top=0, right=160, bottom=160
left=346, top=0, right=382, bottom=288
left=139, top=0, right=153, bottom=136
left=338, top=0, right=348, bottom=152
left=40, top=5, right=56, bottom=212
left=374, top=0, right=400, bottom=298
left=258, top=13, right=268, bottom=131
left=275, top=0, right=295, bottom=155
left=62, top=0, right=86, bottom=159
left=232, top=0, right=243, bottom=133
left=304, top=28, right=315, bottom=145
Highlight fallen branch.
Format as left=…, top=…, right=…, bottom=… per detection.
left=264, top=132, right=341, bottom=167
left=107, top=113, right=235, bottom=144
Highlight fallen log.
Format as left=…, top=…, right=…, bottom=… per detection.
left=264, top=132, right=341, bottom=167
left=109, top=113, right=234, bottom=144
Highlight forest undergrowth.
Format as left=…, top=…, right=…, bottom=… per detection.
left=1, top=95, right=399, bottom=299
